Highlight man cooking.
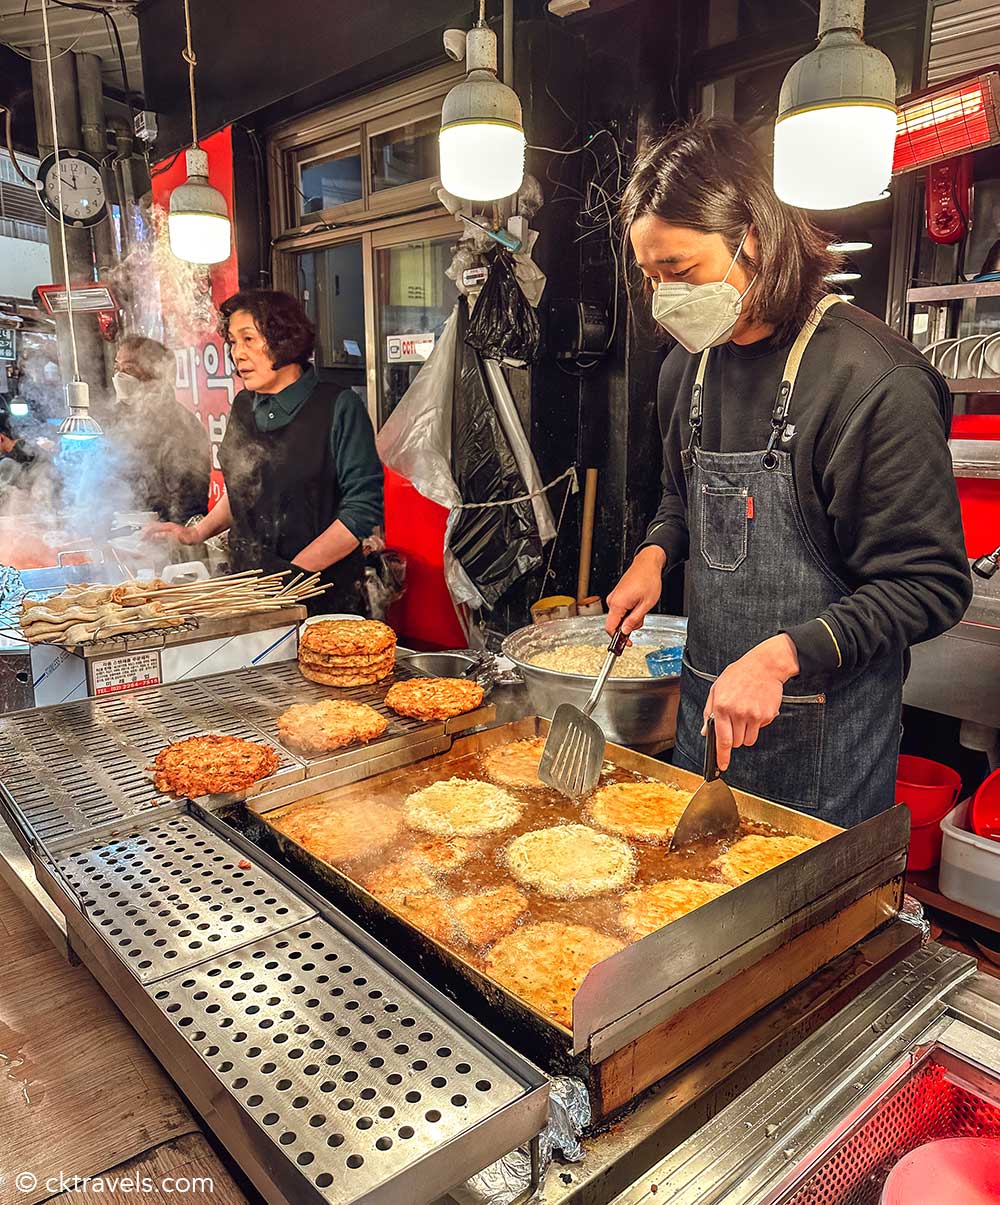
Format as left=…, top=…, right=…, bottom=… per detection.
left=148, top=289, right=383, bottom=613
left=607, top=119, right=971, bottom=827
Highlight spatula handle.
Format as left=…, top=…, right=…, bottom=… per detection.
left=583, top=621, right=627, bottom=716
left=704, top=714, right=721, bottom=782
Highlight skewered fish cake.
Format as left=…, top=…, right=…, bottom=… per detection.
left=482, top=738, right=547, bottom=789
left=505, top=823, right=637, bottom=899
left=453, top=885, right=528, bottom=947
left=589, top=780, right=692, bottom=842
left=618, top=878, right=731, bottom=939
left=272, top=798, right=401, bottom=864
left=384, top=677, right=484, bottom=720
left=713, top=834, right=820, bottom=886
left=277, top=699, right=388, bottom=755
left=404, top=778, right=523, bottom=837
left=152, top=735, right=280, bottom=797
left=484, top=922, right=624, bottom=1029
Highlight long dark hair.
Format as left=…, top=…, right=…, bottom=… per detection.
left=219, top=289, right=315, bottom=369
left=619, top=118, right=839, bottom=343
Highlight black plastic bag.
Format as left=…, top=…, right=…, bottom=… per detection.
left=465, top=250, right=540, bottom=364
left=449, top=299, right=542, bottom=607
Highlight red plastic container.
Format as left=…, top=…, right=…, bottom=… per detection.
left=907, top=820, right=946, bottom=871
left=897, top=755, right=962, bottom=871
left=881, top=1137, right=1000, bottom=1205
left=970, top=768, right=1000, bottom=843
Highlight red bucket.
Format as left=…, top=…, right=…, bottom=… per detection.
left=970, top=768, right=1000, bottom=842
left=897, top=755, right=962, bottom=872
left=881, top=1137, right=1000, bottom=1205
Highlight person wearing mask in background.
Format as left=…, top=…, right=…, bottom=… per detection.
left=0, top=404, right=54, bottom=499
left=111, top=335, right=211, bottom=524
left=147, top=290, right=383, bottom=614
left=606, top=118, right=971, bottom=829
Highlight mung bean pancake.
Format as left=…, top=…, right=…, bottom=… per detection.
left=618, top=878, right=732, bottom=939
left=453, top=884, right=528, bottom=947
left=505, top=823, right=637, bottom=898
left=713, top=834, right=820, bottom=886
left=589, top=780, right=692, bottom=842
left=277, top=699, right=389, bottom=755
left=364, top=859, right=438, bottom=901
left=403, top=835, right=479, bottom=872
left=482, top=738, right=547, bottom=789
left=271, top=797, right=401, bottom=864
left=382, top=891, right=456, bottom=944
left=300, top=619, right=396, bottom=658
left=484, top=922, right=625, bottom=1028
left=298, top=659, right=395, bottom=688
left=404, top=777, right=523, bottom=837
left=152, top=734, right=280, bottom=797
left=384, top=677, right=484, bottom=720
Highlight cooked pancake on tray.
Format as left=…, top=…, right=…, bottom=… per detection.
left=453, top=884, right=528, bottom=947
left=300, top=619, right=396, bottom=658
left=152, top=734, right=280, bottom=797
left=713, top=834, right=820, bottom=885
left=384, top=677, right=484, bottom=720
left=277, top=699, right=389, bottom=755
left=505, top=823, right=637, bottom=899
left=298, top=659, right=395, bottom=688
left=618, top=878, right=732, bottom=939
left=485, top=922, right=624, bottom=1029
left=272, top=797, right=401, bottom=864
left=403, top=777, right=523, bottom=837
left=482, top=738, right=547, bottom=789
left=589, top=780, right=692, bottom=842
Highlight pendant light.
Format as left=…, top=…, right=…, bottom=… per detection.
left=439, top=0, right=525, bottom=201
left=167, top=0, right=232, bottom=264
left=773, top=0, right=896, bottom=211
left=38, top=0, right=102, bottom=440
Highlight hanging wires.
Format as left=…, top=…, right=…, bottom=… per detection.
left=39, top=0, right=79, bottom=381
left=0, top=105, right=34, bottom=184
left=181, top=0, right=198, bottom=148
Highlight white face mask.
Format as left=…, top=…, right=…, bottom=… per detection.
left=651, top=231, right=756, bottom=354
left=113, top=371, right=143, bottom=404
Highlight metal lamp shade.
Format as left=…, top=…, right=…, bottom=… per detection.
left=168, top=148, right=232, bottom=264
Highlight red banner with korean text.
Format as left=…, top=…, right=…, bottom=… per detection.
left=150, top=127, right=239, bottom=509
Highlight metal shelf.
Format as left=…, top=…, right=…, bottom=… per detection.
left=908, top=281, right=1000, bottom=303
left=947, top=378, right=1000, bottom=394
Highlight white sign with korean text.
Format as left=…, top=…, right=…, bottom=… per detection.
left=386, top=332, right=435, bottom=364
left=92, top=650, right=162, bottom=695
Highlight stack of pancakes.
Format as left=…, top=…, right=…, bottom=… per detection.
left=297, top=619, right=397, bottom=686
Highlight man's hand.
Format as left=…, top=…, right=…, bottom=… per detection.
left=144, top=521, right=202, bottom=545
left=703, top=634, right=800, bottom=770
left=606, top=546, right=667, bottom=636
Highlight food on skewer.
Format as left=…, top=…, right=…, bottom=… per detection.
left=152, top=734, right=280, bottom=797
left=384, top=676, right=484, bottom=720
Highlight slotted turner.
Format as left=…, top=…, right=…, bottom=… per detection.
left=538, top=621, right=629, bottom=798
left=668, top=714, right=741, bottom=849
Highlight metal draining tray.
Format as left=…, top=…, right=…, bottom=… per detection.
left=37, top=807, right=548, bottom=1205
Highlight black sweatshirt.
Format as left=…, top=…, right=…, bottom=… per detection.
left=639, top=303, right=973, bottom=684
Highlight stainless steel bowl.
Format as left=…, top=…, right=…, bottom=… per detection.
left=399, top=652, right=478, bottom=678
left=501, top=614, right=687, bottom=753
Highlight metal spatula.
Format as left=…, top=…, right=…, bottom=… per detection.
left=668, top=715, right=741, bottom=849
left=538, top=621, right=629, bottom=798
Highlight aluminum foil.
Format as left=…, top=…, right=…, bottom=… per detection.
left=450, top=1076, right=591, bottom=1205
left=899, top=892, right=932, bottom=944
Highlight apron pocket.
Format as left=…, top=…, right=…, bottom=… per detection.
left=677, top=659, right=825, bottom=811
left=700, top=485, right=749, bottom=572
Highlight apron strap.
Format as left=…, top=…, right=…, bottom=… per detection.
left=687, top=348, right=712, bottom=450
left=763, top=294, right=844, bottom=465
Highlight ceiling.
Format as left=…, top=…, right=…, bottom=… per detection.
left=0, top=0, right=143, bottom=99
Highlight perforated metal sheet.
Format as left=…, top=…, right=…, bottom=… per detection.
left=55, top=814, right=315, bottom=982
left=149, top=917, right=528, bottom=1204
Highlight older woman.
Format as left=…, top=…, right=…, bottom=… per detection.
left=149, top=289, right=382, bottom=613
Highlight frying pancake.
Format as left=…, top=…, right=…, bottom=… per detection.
left=404, top=835, right=479, bottom=872
left=300, top=619, right=396, bottom=658
left=713, top=834, right=820, bottom=885
left=482, top=738, right=547, bottom=789
left=384, top=677, right=484, bottom=720
left=404, top=777, right=523, bottom=837
left=484, top=922, right=624, bottom=1029
left=364, top=859, right=438, bottom=901
left=152, top=735, right=280, bottom=797
left=505, top=823, right=637, bottom=898
left=277, top=699, right=388, bottom=755
left=589, top=780, right=692, bottom=842
left=453, top=885, right=528, bottom=947
left=618, top=878, right=732, bottom=939
left=298, top=660, right=395, bottom=688
left=383, top=891, right=456, bottom=943
left=271, top=797, right=401, bottom=864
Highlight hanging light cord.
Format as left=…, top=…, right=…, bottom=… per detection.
left=478, top=0, right=486, bottom=25
left=182, top=0, right=198, bottom=148
left=40, top=0, right=80, bottom=382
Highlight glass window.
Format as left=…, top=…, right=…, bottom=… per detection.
left=297, top=146, right=362, bottom=218
left=298, top=240, right=367, bottom=402
left=371, top=114, right=439, bottom=192
left=375, top=234, right=458, bottom=425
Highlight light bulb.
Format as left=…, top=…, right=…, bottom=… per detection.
left=774, top=104, right=897, bottom=210
left=168, top=147, right=232, bottom=265
left=439, top=123, right=526, bottom=201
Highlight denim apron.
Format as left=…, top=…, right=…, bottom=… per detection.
left=672, top=296, right=903, bottom=827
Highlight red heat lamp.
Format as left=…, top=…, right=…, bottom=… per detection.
left=893, top=67, right=1000, bottom=174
